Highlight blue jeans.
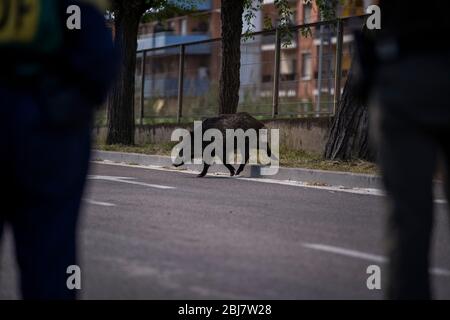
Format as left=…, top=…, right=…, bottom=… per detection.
left=0, top=85, right=92, bottom=299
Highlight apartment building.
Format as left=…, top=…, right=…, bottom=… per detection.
left=135, top=0, right=367, bottom=117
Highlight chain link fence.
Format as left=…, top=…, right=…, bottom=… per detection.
left=131, top=15, right=367, bottom=124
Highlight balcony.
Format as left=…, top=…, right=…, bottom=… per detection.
left=137, top=32, right=211, bottom=55
left=168, top=0, right=211, bottom=11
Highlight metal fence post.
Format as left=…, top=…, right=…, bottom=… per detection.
left=140, top=51, right=146, bottom=125
left=272, top=28, right=281, bottom=118
left=333, top=19, right=344, bottom=115
left=316, top=23, right=325, bottom=117
left=177, top=44, right=185, bottom=124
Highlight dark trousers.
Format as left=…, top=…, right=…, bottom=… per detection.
left=371, top=53, right=450, bottom=299
left=0, top=86, right=91, bottom=299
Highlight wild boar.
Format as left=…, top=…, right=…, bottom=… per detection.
left=173, top=112, right=273, bottom=177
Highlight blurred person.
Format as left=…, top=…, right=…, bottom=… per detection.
left=362, top=1, right=450, bottom=299
left=0, top=0, right=116, bottom=299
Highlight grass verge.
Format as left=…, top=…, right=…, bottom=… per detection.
left=96, top=142, right=176, bottom=156
left=94, top=143, right=378, bottom=175
left=278, top=146, right=378, bottom=174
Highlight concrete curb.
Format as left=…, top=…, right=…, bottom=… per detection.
left=92, top=150, right=383, bottom=189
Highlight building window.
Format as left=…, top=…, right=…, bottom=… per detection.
left=281, top=53, right=297, bottom=80
left=288, top=9, right=296, bottom=25
left=301, top=52, right=312, bottom=80
left=303, top=2, right=312, bottom=24
left=193, top=21, right=208, bottom=33
left=262, top=74, right=272, bottom=83
left=180, top=18, right=187, bottom=35
left=167, top=21, right=175, bottom=32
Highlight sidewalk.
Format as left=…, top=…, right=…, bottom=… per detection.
left=92, top=150, right=383, bottom=189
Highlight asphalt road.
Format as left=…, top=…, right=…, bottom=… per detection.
left=1, top=162, right=449, bottom=299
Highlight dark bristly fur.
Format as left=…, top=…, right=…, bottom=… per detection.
left=175, top=112, right=272, bottom=177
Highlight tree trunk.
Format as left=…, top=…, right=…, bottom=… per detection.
left=323, top=67, right=375, bottom=161
left=106, top=6, right=142, bottom=145
left=219, top=0, right=244, bottom=114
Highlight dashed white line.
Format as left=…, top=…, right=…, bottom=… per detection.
left=83, top=199, right=116, bottom=207
left=88, top=175, right=175, bottom=190
left=303, top=243, right=387, bottom=263
left=303, top=242, right=450, bottom=277
left=88, top=162, right=449, bottom=278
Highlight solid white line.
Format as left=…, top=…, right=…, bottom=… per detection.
left=238, top=176, right=385, bottom=196
left=87, top=174, right=175, bottom=190
left=431, top=268, right=450, bottom=277
left=83, top=199, right=116, bottom=207
left=302, top=243, right=450, bottom=277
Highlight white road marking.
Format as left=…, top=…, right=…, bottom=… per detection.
left=303, top=243, right=386, bottom=263
left=87, top=175, right=175, bottom=190
left=92, top=161, right=385, bottom=196
left=303, top=243, right=450, bottom=277
left=89, top=161, right=449, bottom=278
left=92, top=161, right=449, bottom=204
left=84, top=199, right=116, bottom=207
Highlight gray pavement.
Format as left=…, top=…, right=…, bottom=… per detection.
left=1, top=162, right=449, bottom=299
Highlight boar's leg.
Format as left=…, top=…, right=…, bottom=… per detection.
left=197, top=163, right=210, bottom=177
left=266, top=143, right=272, bottom=158
left=235, top=147, right=250, bottom=176
left=222, top=141, right=235, bottom=176
left=224, top=163, right=235, bottom=176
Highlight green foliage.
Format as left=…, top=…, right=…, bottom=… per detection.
left=299, top=0, right=339, bottom=38
left=109, top=0, right=202, bottom=22
left=274, top=0, right=294, bottom=46
left=315, top=0, right=338, bottom=20
left=109, top=0, right=340, bottom=39
left=263, top=16, right=273, bottom=30
left=141, top=0, right=200, bottom=22
left=300, top=27, right=312, bottom=38
left=242, top=0, right=340, bottom=46
left=242, top=0, right=263, bottom=40
left=243, top=0, right=294, bottom=46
